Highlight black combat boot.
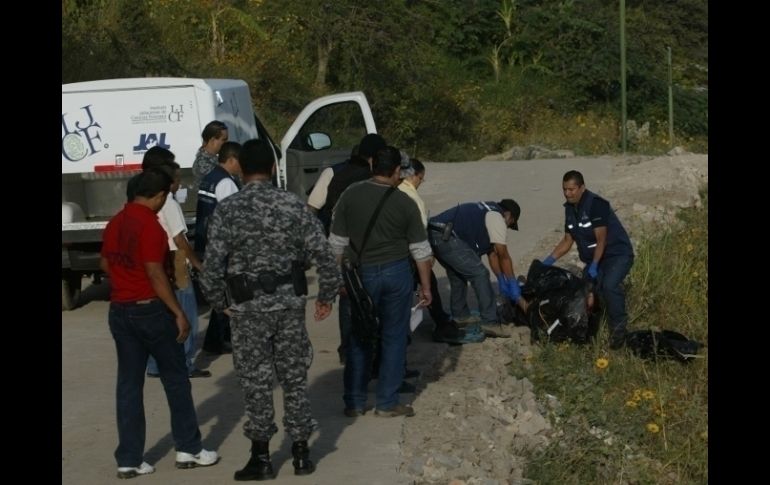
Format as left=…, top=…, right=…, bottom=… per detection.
left=291, top=440, right=316, bottom=476
left=234, top=440, right=275, bottom=481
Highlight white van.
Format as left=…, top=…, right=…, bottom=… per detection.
left=62, top=77, right=376, bottom=309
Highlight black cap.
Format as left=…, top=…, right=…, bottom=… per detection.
left=358, top=133, right=387, bottom=159
left=498, top=199, right=520, bottom=230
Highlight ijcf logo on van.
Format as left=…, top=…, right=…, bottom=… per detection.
left=169, top=104, right=184, bottom=122
left=133, top=133, right=171, bottom=152
left=61, top=105, right=106, bottom=162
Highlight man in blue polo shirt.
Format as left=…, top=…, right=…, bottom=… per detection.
left=542, top=170, right=634, bottom=349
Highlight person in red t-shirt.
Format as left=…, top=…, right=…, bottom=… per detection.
left=100, top=169, right=219, bottom=479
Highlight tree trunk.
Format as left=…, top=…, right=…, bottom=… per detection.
left=314, top=38, right=333, bottom=92
left=211, top=10, right=225, bottom=64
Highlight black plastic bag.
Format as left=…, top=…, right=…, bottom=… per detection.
left=625, top=329, right=703, bottom=363
left=502, top=259, right=598, bottom=344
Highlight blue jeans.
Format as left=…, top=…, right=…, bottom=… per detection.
left=343, top=258, right=412, bottom=411
left=108, top=300, right=202, bottom=467
left=591, top=254, right=634, bottom=336
left=147, top=283, right=198, bottom=374
left=430, top=233, right=497, bottom=324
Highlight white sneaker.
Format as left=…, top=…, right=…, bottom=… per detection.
left=175, top=449, right=220, bottom=468
left=117, top=461, right=155, bottom=479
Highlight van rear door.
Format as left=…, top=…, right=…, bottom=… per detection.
left=279, top=92, right=376, bottom=199
left=62, top=85, right=202, bottom=174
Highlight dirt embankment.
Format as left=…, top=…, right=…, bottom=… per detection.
left=398, top=152, right=707, bottom=485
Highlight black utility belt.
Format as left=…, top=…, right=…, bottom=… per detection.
left=226, top=262, right=308, bottom=305
left=225, top=273, right=293, bottom=304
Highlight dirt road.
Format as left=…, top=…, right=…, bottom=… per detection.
left=63, top=154, right=705, bottom=484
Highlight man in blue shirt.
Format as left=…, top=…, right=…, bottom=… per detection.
left=542, top=170, right=634, bottom=349
left=428, top=199, right=523, bottom=337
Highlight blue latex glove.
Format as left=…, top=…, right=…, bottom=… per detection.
left=587, top=261, right=599, bottom=279
left=542, top=255, right=556, bottom=266
left=497, top=274, right=509, bottom=295
left=497, top=274, right=520, bottom=303
left=507, top=277, right=521, bottom=302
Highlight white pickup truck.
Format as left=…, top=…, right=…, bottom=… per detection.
left=62, top=77, right=376, bottom=310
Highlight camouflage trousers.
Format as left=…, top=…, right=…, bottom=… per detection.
left=231, top=307, right=317, bottom=442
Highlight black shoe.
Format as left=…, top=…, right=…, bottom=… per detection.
left=189, top=368, right=212, bottom=378
left=404, top=368, right=421, bottom=379
left=204, top=343, right=233, bottom=355
left=146, top=372, right=160, bottom=378
left=343, top=408, right=365, bottom=417
left=291, top=440, right=316, bottom=476
left=433, top=322, right=467, bottom=344
left=398, top=381, right=416, bottom=393
left=234, top=441, right=274, bottom=481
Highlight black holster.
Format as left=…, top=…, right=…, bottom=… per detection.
left=291, top=260, right=308, bottom=296
left=441, top=222, right=454, bottom=241
left=226, top=274, right=253, bottom=304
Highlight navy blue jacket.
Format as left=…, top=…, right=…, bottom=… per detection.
left=565, top=190, right=633, bottom=264
left=195, top=165, right=241, bottom=254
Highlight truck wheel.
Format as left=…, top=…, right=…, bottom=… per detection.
left=62, top=274, right=82, bottom=311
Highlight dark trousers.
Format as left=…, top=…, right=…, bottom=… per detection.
left=590, top=254, right=634, bottom=336
left=202, top=309, right=231, bottom=353
left=422, top=269, right=453, bottom=328
left=108, top=300, right=202, bottom=467
left=337, top=294, right=352, bottom=360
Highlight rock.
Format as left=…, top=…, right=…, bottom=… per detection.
left=434, top=453, right=463, bottom=469
left=408, top=456, right=426, bottom=475
left=667, top=146, right=689, bottom=156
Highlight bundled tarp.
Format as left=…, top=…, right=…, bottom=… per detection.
left=500, top=259, right=599, bottom=343
left=625, top=329, right=704, bottom=363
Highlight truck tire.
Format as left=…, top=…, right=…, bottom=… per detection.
left=62, top=273, right=82, bottom=311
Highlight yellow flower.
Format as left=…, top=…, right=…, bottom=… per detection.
left=642, top=390, right=655, bottom=400
left=595, top=358, right=609, bottom=369
left=625, top=400, right=638, bottom=408
left=646, top=423, right=660, bottom=433
left=654, top=409, right=667, bottom=417
left=633, top=389, right=642, bottom=398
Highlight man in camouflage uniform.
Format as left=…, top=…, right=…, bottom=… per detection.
left=201, top=138, right=341, bottom=481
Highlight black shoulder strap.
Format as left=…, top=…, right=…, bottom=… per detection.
left=349, top=186, right=396, bottom=262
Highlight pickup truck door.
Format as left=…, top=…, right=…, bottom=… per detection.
left=279, top=92, right=376, bottom=199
